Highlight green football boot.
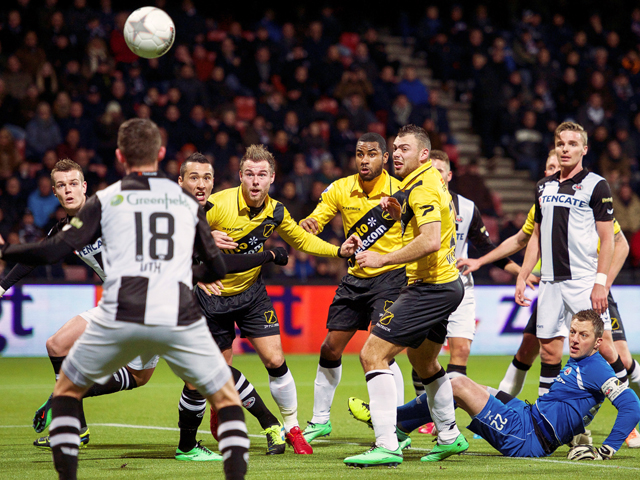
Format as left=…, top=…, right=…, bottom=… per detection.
left=397, top=428, right=411, bottom=450
left=344, top=445, right=403, bottom=468
left=420, top=433, right=469, bottom=462
left=175, top=441, right=222, bottom=461
left=33, top=394, right=53, bottom=433
left=302, top=420, right=332, bottom=442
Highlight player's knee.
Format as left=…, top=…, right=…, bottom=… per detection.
left=45, top=335, right=68, bottom=357
left=320, top=340, right=343, bottom=361
left=263, top=355, right=285, bottom=370
left=128, top=367, right=154, bottom=387
left=450, top=376, right=470, bottom=399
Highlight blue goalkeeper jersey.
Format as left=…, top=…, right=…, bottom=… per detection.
left=533, top=352, right=640, bottom=451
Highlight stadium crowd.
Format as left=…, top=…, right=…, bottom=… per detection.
left=1, top=1, right=640, bottom=281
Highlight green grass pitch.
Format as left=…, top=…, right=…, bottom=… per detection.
left=1, top=354, right=639, bottom=479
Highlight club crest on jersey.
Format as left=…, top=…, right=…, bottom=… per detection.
left=111, top=194, right=124, bottom=206
left=572, top=184, right=583, bottom=191
left=263, top=224, right=275, bottom=237
left=564, top=367, right=572, bottom=376
left=264, top=310, right=277, bottom=324
left=538, top=184, right=545, bottom=192
left=456, top=215, right=463, bottom=223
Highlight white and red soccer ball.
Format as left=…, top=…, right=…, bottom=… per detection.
left=124, top=7, right=175, bottom=59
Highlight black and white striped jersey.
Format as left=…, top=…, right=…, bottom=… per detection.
left=534, top=168, right=614, bottom=281
left=451, top=191, right=508, bottom=286
left=1, top=171, right=226, bottom=326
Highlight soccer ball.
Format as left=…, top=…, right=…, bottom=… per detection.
left=124, top=7, right=175, bottom=59
left=567, top=444, right=597, bottom=461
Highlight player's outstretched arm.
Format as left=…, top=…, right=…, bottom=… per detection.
left=0, top=197, right=103, bottom=265
left=599, top=379, right=640, bottom=456
left=457, top=228, right=531, bottom=275
left=0, top=264, right=37, bottom=297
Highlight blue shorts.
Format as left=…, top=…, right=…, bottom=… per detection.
left=467, top=396, right=548, bottom=458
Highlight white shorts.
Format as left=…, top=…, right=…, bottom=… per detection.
left=446, top=284, right=476, bottom=340
left=63, top=311, right=231, bottom=397
left=79, top=307, right=159, bottom=371
left=537, top=277, right=611, bottom=339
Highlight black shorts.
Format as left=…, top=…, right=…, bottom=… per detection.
left=371, top=276, right=464, bottom=349
left=327, top=268, right=406, bottom=331
left=523, top=305, right=537, bottom=336
left=608, top=292, right=626, bottom=342
left=196, top=278, right=279, bottom=351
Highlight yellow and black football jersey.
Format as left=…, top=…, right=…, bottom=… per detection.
left=398, top=160, right=459, bottom=284
left=206, top=186, right=340, bottom=296
left=302, top=169, right=404, bottom=278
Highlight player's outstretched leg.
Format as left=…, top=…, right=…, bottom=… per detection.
left=176, top=384, right=221, bottom=461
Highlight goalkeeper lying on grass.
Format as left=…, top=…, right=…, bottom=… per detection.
left=349, top=309, right=640, bottom=460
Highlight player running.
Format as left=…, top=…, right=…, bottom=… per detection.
left=201, top=144, right=362, bottom=454
left=349, top=310, right=640, bottom=459
left=298, top=133, right=407, bottom=445
left=0, top=118, right=250, bottom=479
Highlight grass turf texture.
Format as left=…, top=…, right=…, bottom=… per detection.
left=1, top=355, right=639, bottom=479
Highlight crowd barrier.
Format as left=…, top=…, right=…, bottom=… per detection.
left=1, top=284, right=638, bottom=357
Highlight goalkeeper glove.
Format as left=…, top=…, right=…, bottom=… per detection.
left=595, top=445, right=615, bottom=460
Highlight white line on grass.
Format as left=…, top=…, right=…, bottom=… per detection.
left=3, top=423, right=639, bottom=470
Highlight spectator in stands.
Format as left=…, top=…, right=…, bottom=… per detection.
left=287, top=154, right=313, bottom=204
left=25, top=101, right=62, bottom=160
left=2, top=55, right=31, bottom=100
left=16, top=31, right=47, bottom=78
left=56, top=128, right=81, bottom=162
left=339, top=92, right=376, bottom=133
left=27, top=175, right=58, bottom=229
left=396, top=66, right=429, bottom=106
left=206, top=66, right=236, bottom=108
left=453, top=158, right=496, bottom=217
left=279, top=180, right=304, bottom=221
left=333, top=66, right=374, bottom=103
left=577, top=92, right=609, bottom=135
left=470, top=53, right=502, bottom=158
left=18, top=210, right=42, bottom=244
left=613, top=182, right=640, bottom=239
left=599, top=139, right=633, bottom=178
left=0, top=128, right=22, bottom=179
left=508, top=110, right=547, bottom=180
left=35, top=61, right=59, bottom=104
left=174, top=64, right=208, bottom=112
left=272, top=129, right=297, bottom=176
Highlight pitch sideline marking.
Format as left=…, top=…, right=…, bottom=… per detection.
left=2, top=423, right=639, bottom=470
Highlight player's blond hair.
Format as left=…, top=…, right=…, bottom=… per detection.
left=430, top=149, right=450, bottom=170
left=240, top=144, right=276, bottom=173
left=555, top=122, right=588, bottom=147
left=51, top=158, right=84, bottom=183
left=572, top=309, right=604, bottom=339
